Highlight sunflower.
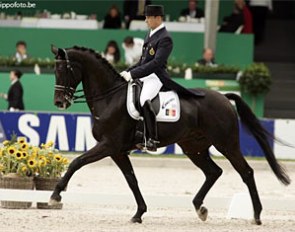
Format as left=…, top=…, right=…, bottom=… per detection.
left=21, top=142, right=29, bottom=151
left=22, top=151, right=28, bottom=159
left=21, top=166, right=28, bottom=173
left=7, top=146, right=16, bottom=155
left=62, top=157, right=69, bottom=165
left=17, top=137, right=26, bottom=144
left=54, top=154, right=62, bottom=162
left=0, top=148, right=3, bottom=157
left=15, top=151, right=23, bottom=160
left=38, top=157, right=47, bottom=167
left=27, top=159, right=37, bottom=169
left=2, top=140, right=10, bottom=146
left=45, top=141, right=54, bottom=148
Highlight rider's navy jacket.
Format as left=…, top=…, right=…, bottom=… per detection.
left=128, top=26, right=204, bottom=97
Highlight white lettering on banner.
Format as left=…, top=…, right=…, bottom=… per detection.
left=46, top=116, right=69, bottom=151
left=18, top=114, right=40, bottom=146
left=75, top=116, right=97, bottom=151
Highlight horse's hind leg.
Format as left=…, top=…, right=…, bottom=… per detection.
left=185, top=149, right=223, bottom=221
left=111, top=154, right=147, bottom=223
left=221, top=147, right=263, bottom=225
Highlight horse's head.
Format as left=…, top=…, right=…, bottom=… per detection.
left=51, top=45, right=83, bottom=110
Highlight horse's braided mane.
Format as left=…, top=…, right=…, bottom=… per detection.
left=71, top=45, right=121, bottom=78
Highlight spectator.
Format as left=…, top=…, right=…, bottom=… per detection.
left=180, top=0, right=204, bottom=20
left=101, top=40, right=121, bottom=64
left=122, top=36, right=144, bottom=66
left=219, top=0, right=244, bottom=33
left=0, top=69, right=25, bottom=111
left=239, top=0, right=253, bottom=34
left=249, top=0, right=272, bottom=45
left=123, top=0, right=152, bottom=29
left=103, top=5, right=122, bottom=29
left=197, top=48, right=217, bottom=67
left=15, top=40, right=28, bottom=64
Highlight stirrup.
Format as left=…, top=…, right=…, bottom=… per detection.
left=144, top=138, right=159, bottom=152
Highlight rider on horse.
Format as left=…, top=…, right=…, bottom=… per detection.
left=121, top=5, right=204, bottom=151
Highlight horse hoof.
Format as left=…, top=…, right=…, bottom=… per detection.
left=48, top=198, right=61, bottom=206
left=130, top=217, right=142, bottom=223
left=252, top=219, right=262, bottom=225
left=197, top=206, right=208, bottom=221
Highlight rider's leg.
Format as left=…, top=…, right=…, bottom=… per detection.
left=140, top=73, right=162, bottom=151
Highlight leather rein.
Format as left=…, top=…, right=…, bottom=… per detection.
left=55, top=49, right=126, bottom=104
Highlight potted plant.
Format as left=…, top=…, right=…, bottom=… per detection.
left=0, top=136, right=37, bottom=209
left=238, top=63, right=271, bottom=117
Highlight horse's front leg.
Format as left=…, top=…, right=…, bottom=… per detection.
left=49, top=143, right=109, bottom=205
left=111, top=153, right=147, bottom=223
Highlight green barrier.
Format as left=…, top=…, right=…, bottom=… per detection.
left=0, top=28, right=253, bottom=66
left=0, top=73, right=263, bottom=116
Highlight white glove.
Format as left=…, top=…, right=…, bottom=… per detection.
left=120, top=71, right=132, bottom=82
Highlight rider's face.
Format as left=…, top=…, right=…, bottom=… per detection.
left=145, top=16, right=162, bottom=30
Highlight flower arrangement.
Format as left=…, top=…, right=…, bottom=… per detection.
left=0, top=136, right=69, bottom=178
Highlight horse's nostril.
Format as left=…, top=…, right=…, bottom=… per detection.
left=55, top=100, right=63, bottom=107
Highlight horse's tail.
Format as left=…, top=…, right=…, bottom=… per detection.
left=225, top=93, right=291, bottom=185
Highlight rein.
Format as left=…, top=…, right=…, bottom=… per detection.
left=73, top=82, right=127, bottom=104
left=55, top=49, right=127, bottom=104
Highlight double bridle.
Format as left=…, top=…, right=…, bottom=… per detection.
left=55, top=49, right=80, bottom=105
left=54, top=49, right=127, bottom=105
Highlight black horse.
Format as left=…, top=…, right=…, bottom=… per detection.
left=49, top=45, right=290, bottom=225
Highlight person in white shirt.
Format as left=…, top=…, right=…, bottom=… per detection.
left=15, top=41, right=28, bottom=64
left=122, top=36, right=144, bottom=66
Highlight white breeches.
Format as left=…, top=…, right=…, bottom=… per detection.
left=139, top=73, right=163, bottom=106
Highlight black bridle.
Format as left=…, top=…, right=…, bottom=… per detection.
left=55, top=49, right=127, bottom=105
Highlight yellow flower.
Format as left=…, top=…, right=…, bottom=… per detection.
left=45, top=141, right=54, bottom=148
left=2, top=140, right=10, bottom=146
left=27, top=159, right=37, bottom=169
left=22, top=151, right=28, bottom=159
left=0, top=148, right=3, bottom=157
left=21, top=166, right=28, bottom=173
left=21, top=142, right=29, bottom=151
left=54, top=154, right=62, bottom=162
left=62, top=157, right=69, bottom=165
left=17, top=137, right=26, bottom=144
left=38, top=157, right=47, bottom=167
left=7, top=146, right=16, bottom=155
left=15, top=151, right=23, bottom=160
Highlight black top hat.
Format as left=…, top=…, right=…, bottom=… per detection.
left=145, top=5, right=164, bottom=16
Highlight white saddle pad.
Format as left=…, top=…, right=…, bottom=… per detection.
left=126, top=82, right=180, bottom=122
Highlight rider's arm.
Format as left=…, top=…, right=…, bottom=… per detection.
left=129, top=36, right=172, bottom=79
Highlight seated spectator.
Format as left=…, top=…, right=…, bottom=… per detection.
left=180, top=0, right=204, bottom=20
left=103, top=5, right=122, bottom=29
left=196, top=48, right=217, bottom=67
left=14, top=40, right=28, bottom=64
left=101, top=40, right=121, bottom=64
left=219, top=0, right=244, bottom=33
left=237, top=0, right=253, bottom=34
left=0, top=69, right=25, bottom=111
left=122, top=36, right=144, bottom=66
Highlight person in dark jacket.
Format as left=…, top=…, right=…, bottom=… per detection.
left=0, top=69, right=25, bottom=111
left=123, top=0, right=152, bottom=29
left=120, top=5, right=203, bottom=151
left=180, top=0, right=204, bottom=19
left=197, top=48, right=217, bottom=67
left=103, top=5, right=122, bottom=29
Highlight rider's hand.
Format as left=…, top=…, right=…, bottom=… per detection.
left=120, top=71, right=132, bottom=82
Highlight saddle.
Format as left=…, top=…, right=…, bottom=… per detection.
left=127, top=79, right=181, bottom=122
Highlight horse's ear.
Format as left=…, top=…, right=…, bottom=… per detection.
left=51, top=44, right=58, bottom=55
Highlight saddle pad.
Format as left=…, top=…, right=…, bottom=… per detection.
left=127, top=82, right=181, bottom=122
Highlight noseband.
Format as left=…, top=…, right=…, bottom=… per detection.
left=54, top=49, right=78, bottom=105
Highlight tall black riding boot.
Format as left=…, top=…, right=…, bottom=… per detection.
left=142, top=100, right=159, bottom=151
